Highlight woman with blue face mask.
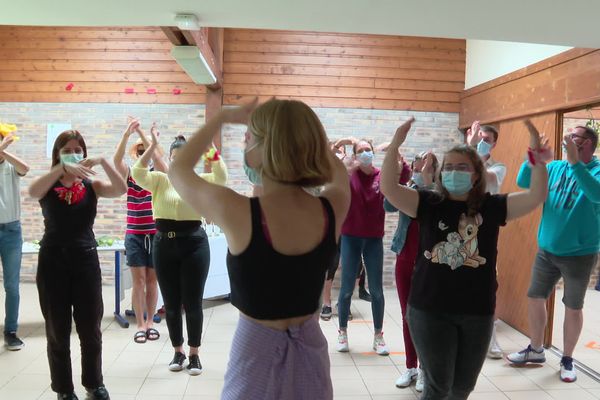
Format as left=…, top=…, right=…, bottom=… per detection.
left=335, top=138, right=390, bottom=356
left=381, top=118, right=549, bottom=400
left=28, top=130, right=127, bottom=400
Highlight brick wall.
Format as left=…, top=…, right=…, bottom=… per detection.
left=0, top=102, right=462, bottom=288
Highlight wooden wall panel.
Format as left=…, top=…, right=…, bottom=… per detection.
left=0, top=26, right=205, bottom=104
left=494, top=112, right=559, bottom=336
left=223, top=29, right=465, bottom=112
left=460, top=49, right=600, bottom=127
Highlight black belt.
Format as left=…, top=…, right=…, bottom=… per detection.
left=155, top=227, right=203, bottom=239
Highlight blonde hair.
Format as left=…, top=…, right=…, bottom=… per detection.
left=129, top=138, right=145, bottom=160
left=248, top=99, right=332, bottom=186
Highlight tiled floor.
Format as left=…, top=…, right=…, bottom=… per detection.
left=1, top=283, right=600, bottom=399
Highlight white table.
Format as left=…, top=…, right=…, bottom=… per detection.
left=23, top=234, right=231, bottom=328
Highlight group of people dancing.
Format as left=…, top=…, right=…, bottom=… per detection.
left=0, top=97, right=598, bottom=400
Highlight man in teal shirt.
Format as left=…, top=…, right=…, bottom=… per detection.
left=508, top=126, right=600, bottom=383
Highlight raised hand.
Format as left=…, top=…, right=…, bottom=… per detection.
left=80, top=157, right=103, bottom=169
left=422, top=151, right=435, bottom=174
left=63, top=162, right=96, bottom=179
left=0, top=135, right=15, bottom=152
left=563, top=134, right=579, bottom=165
left=467, top=120, right=481, bottom=146
left=222, top=97, right=259, bottom=125
left=125, top=118, right=139, bottom=136
left=392, top=117, right=415, bottom=146
left=150, top=122, right=160, bottom=138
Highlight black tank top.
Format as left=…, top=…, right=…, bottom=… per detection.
left=39, top=179, right=98, bottom=248
left=227, top=197, right=338, bottom=320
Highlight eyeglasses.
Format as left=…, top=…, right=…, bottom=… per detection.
left=569, top=133, right=588, bottom=141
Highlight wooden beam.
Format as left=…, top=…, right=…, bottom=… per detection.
left=160, top=26, right=187, bottom=46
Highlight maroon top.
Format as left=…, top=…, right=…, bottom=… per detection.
left=341, top=168, right=385, bottom=238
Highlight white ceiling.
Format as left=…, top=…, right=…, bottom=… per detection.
left=0, top=0, right=599, bottom=48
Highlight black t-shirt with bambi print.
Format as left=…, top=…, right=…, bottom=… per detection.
left=408, top=190, right=508, bottom=316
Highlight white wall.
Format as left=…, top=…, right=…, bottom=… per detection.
left=465, top=40, right=572, bottom=89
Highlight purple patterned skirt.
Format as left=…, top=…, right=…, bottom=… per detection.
left=221, top=314, right=333, bottom=400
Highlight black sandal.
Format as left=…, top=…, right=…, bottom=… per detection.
left=146, top=328, right=160, bottom=341
left=134, top=330, right=147, bottom=344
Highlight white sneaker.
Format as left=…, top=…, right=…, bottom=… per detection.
left=560, top=357, right=577, bottom=382
left=337, top=330, right=349, bottom=352
left=487, top=323, right=503, bottom=359
left=373, top=333, right=389, bottom=356
left=415, top=368, right=425, bottom=392
left=507, top=345, right=546, bottom=364
left=395, top=368, right=418, bottom=388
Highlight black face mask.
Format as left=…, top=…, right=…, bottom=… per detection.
left=137, top=149, right=145, bottom=156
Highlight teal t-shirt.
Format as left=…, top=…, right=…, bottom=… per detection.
left=517, top=157, right=600, bottom=256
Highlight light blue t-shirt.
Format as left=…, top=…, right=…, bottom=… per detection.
left=517, top=157, right=600, bottom=256
left=0, top=161, right=21, bottom=224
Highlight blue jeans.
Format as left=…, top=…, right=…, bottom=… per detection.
left=407, top=306, right=493, bottom=400
left=0, top=221, right=23, bottom=334
left=338, top=235, right=384, bottom=330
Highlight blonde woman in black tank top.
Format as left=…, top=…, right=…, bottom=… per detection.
left=169, top=99, right=350, bottom=400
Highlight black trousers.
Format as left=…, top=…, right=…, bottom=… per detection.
left=153, top=227, right=210, bottom=348
left=36, top=245, right=104, bottom=393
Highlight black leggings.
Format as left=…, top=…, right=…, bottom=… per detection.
left=153, top=227, right=210, bottom=348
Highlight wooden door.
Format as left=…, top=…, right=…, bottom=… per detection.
left=494, top=112, right=559, bottom=337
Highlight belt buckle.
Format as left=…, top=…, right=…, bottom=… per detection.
left=167, top=231, right=176, bottom=239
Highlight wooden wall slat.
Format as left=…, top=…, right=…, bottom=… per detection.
left=225, top=43, right=465, bottom=61
left=224, top=95, right=460, bottom=112
left=223, top=84, right=459, bottom=102
left=224, top=63, right=465, bottom=82
left=227, top=30, right=466, bottom=50
left=0, top=26, right=203, bottom=104
left=0, top=92, right=204, bottom=104
left=0, top=82, right=205, bottom=94
left=224, top=52, right=465, bottom=71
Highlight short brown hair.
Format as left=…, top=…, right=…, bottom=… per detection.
left=248, top=99, right=332, bottom=187
left=51, top=130, right=88, bottom=167
left=480, top=125, right=499, bottom=143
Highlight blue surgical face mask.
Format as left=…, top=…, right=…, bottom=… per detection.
left=476, top=139, right=492, bottom=157
left=442, top=171, right=473, bottom=196
left=357, top=150, right=374, bottom=166
left=412, top=172, right=425, bottom=187
left=243, top=142, right=262, bottom=186
left=60, top=153, right=84, bottom=164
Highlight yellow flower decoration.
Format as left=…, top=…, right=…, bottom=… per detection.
left=0, top=122, right=20, bottom=141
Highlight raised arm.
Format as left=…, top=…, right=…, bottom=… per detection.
left=130, top=135, right=161, bottom=193
left=506, top=120, right=549, bottom=220
left=320, top=148, right=351, bottom=235
left=0, top=136, right=29, bottom=176
left=86, top=158, right=127, bottom=198
left=380, top=117, right=420, bottom=218
left=136, top=123, right=169, bottom=173
left=113, top=119, right=139, bottom=179
left=169, top=101, right=257, bottom=227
